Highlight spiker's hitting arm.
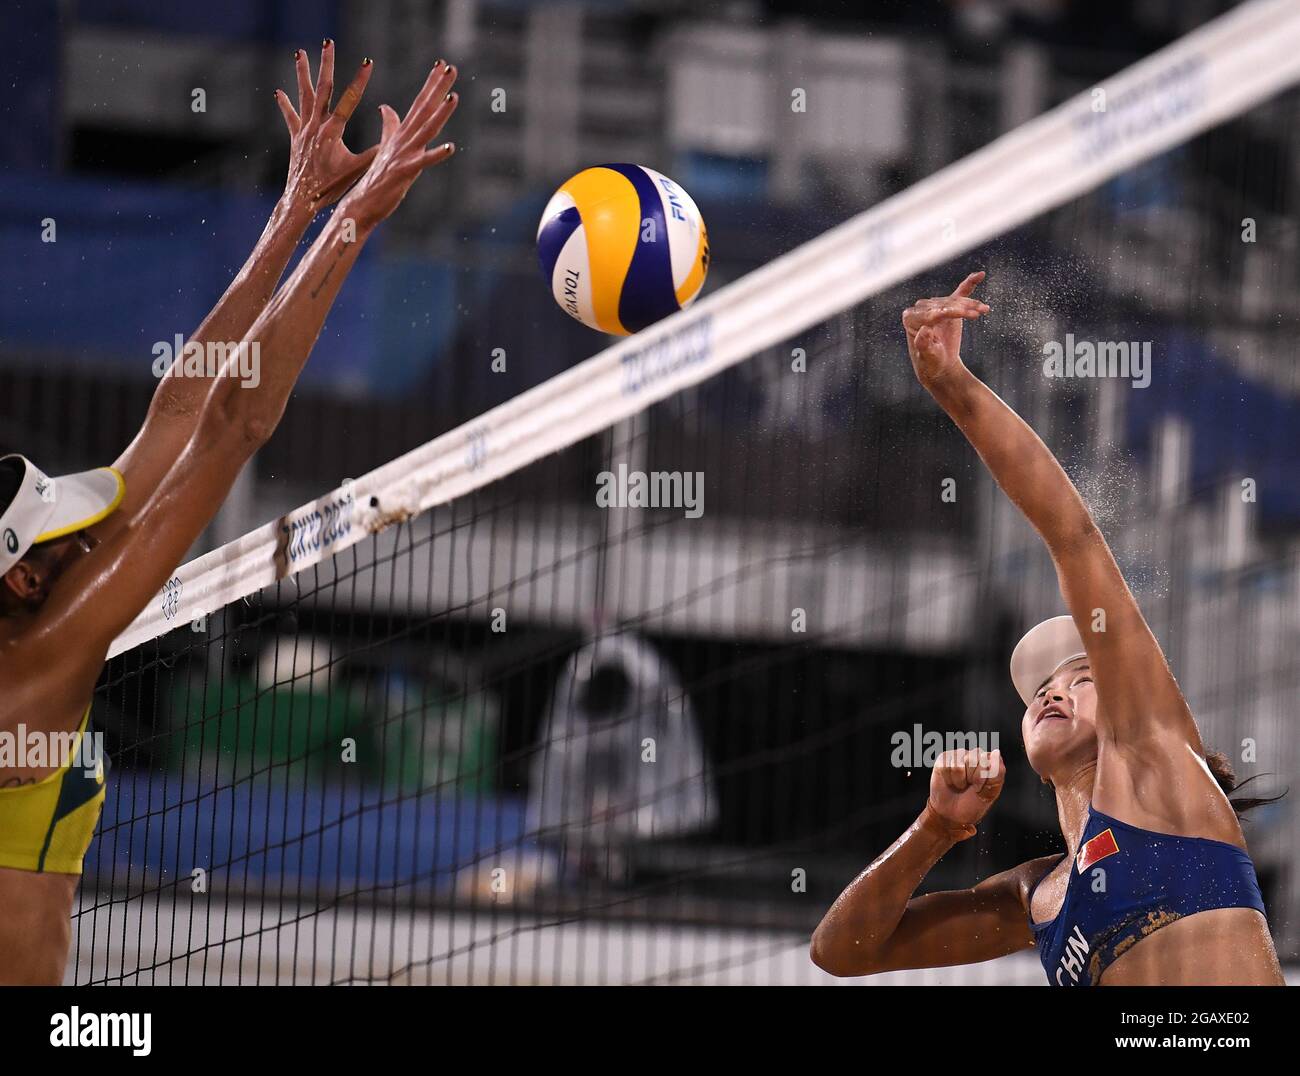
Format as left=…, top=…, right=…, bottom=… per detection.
left=903, top=272, right=1201, bottom=752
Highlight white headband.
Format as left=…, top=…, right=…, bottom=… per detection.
left=1009, top=615, right=1088, bottom=706
left=0, top=454, right=125, bottom=576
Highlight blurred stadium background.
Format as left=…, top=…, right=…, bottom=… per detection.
left=1, top=0, right=1298, bottom=984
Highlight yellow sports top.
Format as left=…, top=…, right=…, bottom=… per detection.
left=0, top=707, right=106, bottom=874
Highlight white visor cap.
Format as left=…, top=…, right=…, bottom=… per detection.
left=1009, top=615, right=1088, bottom=707
left=0, top=454, right=125, bottom=577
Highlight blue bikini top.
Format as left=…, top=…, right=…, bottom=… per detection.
left=1028, top=803, right=1266, bottom=986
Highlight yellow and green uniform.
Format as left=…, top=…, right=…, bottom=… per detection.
left=0, top=707, right=105, bottom=873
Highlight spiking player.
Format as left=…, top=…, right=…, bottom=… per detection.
left=0, top=43, right=458, bottom=984
left=811, top=272, right=1285, bottom=986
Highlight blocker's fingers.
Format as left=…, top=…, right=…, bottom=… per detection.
left=403, top=60, right=450, bottom=124
left=417, top=142, right=456, bottom=170
left=378, top=103, right=400, bottom=143
left=330, top=59, right=373, bottom=126
left=294, top=48, right=314, bottom=114
left=274, top=88, right=300, bottom=134
left=316, top=38, right=335, bottom=117
left=951, top=270, right=986, bottom=298
left=415, top=90, right=458, bottom=146
left=405, top=64, right=458, bottom=136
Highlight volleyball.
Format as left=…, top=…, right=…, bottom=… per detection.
left=536, top=163, right=709, bottom=335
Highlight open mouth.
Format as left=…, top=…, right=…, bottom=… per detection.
left=1035, top=706, right=1069, bottom=726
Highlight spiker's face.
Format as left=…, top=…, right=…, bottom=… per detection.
left=1020, top=658, right=1098, bottom=782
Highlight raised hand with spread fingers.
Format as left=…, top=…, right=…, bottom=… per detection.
left=276, top=39, right=382, bottom=212
left=338, top=60, right=459, bottom=230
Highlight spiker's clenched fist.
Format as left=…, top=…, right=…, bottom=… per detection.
left=928, top=748, right=1005, bottom=836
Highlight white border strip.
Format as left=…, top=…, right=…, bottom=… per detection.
left=109, top=0, right=1300, bottom=659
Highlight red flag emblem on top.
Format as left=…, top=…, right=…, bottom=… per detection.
left=1077, top=828, right=1119, bottom=873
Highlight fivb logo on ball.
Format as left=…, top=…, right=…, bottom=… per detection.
left=537, top=164, right=709, bottom=336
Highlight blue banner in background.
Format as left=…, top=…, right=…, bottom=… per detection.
left=0, top=171, right=390, bottom=393
left=91, top=769, right=530, bottom=894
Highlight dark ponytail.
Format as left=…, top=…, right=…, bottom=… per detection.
left=1205, top=749, right=1287, bottom=818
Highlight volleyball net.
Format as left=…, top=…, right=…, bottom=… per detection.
left=73, top=0, right=1300, bottom=984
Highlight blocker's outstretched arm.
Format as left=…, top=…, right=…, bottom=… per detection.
left=902, top=272, right=1200, bottom=752
left=107, top=42, right=380, bottom=539
left=26, top=61, right=460, bottom=710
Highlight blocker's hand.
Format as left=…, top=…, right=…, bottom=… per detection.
left=278, top=40, right=380, bottom=211
left=927, top=748, right=1004, bottom=836
left=337, top=60, right=459, bottom=231
left=902, top=271, right=990, bottom=386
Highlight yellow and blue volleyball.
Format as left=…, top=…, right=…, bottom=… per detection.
left=536, top=164, right=709, bottom=336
